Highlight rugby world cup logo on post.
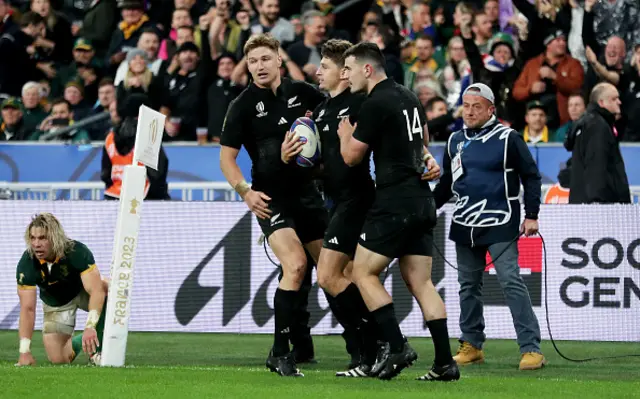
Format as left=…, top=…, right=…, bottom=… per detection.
left=149, top=118, right=158, bottom=146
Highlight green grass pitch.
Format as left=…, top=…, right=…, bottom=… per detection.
left=2, top=331, right=640, bottom=398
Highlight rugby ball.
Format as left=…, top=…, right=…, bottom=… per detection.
left=290, top=117, right=321, bottom=167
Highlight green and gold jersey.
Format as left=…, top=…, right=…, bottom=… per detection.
left=16, top=241, right=97, bottom=307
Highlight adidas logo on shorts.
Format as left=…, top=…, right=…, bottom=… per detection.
left=329, top=237, right=339, bottom=245
left=360, top=233, right=366, bottom=241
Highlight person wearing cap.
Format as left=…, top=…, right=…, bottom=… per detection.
left=64, top=79, right=91, bottom=120
left=513, top=29, right=584, bottom=129
left=434, top=82, right=546, bottom=371
left=51, top=38, right=104, bottom=102
left=0, top=97, right=30, bottom=141
left=461, top=20, right=524, bottom=129
left=106, top=0, right=154, bottom=69
left=521, top=100, right=551, bottom=144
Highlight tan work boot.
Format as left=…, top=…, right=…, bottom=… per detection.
left=453, top=342, right=485, bottom=366
left=519, top=352, right=547, bottom=370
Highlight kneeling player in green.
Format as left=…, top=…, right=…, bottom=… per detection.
left=15, top=213, right=108, bottom=366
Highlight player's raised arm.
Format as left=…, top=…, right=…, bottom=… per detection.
left=16, top=286, right=37, bottom=366
left=80, top=266, right=106, bottom=355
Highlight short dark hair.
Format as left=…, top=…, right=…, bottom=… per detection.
left=568, top=92, right=585, bottom=103
left=425, top=96, right=447, bottom=112
left=243, top=33, right=280, bottom=56
left=99, top=77, right=114, bottom=88
left=51, top=98, right=71, bottom=112
left=342, top=41, right=386, bottom=71
left=140, top=27, right=159, bottom=37
left=415, top=33, right=434, bottom=45
left=20, top=11, right=45, bottom=28
left=320, top=39, right=353, bottom=68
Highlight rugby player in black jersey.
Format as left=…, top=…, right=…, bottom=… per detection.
left=338, top=42, right=460, bottom=381
left=281, top=39, right=379, bottom=378
left=220, top=33, right=327, bottom=377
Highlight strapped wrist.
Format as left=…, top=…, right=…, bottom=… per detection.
left=19, top=338, right=31, bottom=354
left=85, top=310, right=100, bottom=330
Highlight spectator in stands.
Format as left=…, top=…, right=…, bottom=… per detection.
left=108, top=98, right=120, bottom=127
left=106, top=0, right=155, bottom=71
left=513, top=30, right=584, bottom=129
left=63, top=80, right=91, bottom=120
left=249, top=0, right=295, bottom=45
left=207, top=52, right=241, bottom=143
left=208, top=0, right=247, bottom=62
left=584, top=0, right=640, bottom=62
left=543, top=158, right=571, bottom=204
left=368, top=27, right=403, bottom=85
left=21, top=81, right=47, bottom=131
left=52, top=38, right=103, bottom=101
left=567, top=0, right=586, bottom=69
left=115, top=28, right=166, bottom=85
left=461, top=21, right=524, bottom=128
left=567, top=83, right=630, bottom=204
left=87, top=77, right=115, bottom=139
left=404, top=34, right=439, bottom=90
left=483, top=0, right=500, bottom=34
left=33, top=98, right=90, bottom=142
left=0, top=12, right=47, bottom=98
left=470, top=11, right=494, bottom=56
left=582, top=4, right=626, bottom=96
left=116, top=49, right=167, bottom=116
left=521, top=101, right=553, bottom=144
left=30, top=0, right=72, bottom=63
left=321, top=5, right=350, bottom=42
left=286, top=10, right=326, bottom=82
left=0, top=97, right=30, bottom=140
left=511, top=0, right=572, bottom=61
left=77, top=0, right=118, bottom=58
left=619, top=42, right=640, bottom=142
left=0, top=0, right=18, bottom=36
left=405, top=2, right=435, bottom=42
left=414, top=79, right=444, bottom=108
left=102, top=114, right=169, bottom=200
left=437, top=36, right=470, bottom=110
left=165, top=22, right=214, bottom=141
left=378, top=0, right=408, bottom=38
left=159, top=8, right=201, bottom=61
left=554, top=93, right=586, bottom=142
left=425, top=96, right=459, bottom=142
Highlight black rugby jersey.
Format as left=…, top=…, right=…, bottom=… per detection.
left=221, top=78, right=326, bottom=197
left=352, top=78, right=431, bottom=199
left=313, top=88, right=374, bottom=202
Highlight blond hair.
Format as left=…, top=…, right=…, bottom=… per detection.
left=243, top=33, right=280, bottom=56
left=24, top=213, right=75, bottom=259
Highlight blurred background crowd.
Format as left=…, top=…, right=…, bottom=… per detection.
left=0, top=0, right=639, bottom=145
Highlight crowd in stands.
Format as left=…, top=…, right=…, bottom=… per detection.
left=1, top=0, right=639, bottom=144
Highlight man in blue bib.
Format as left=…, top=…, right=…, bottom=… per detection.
left=433, top=83, right=546, bottom=371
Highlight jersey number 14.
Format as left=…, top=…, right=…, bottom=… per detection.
left=403, top=107, right=423, bottom=142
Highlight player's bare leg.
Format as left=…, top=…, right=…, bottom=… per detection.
left=317, top=248, right=351, bottom=297
left=351, top=245, right=418, bottom=380
left=399, top=255, right=459, bottom=381
left=265, top=228, right=308, bottom=377
left=43, top=333, right=74, bottom=364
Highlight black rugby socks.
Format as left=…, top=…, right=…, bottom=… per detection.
left=427, top=318, right=454, bottom=366
left=273, top=288, right=297, bottom=357
left=372, top=303, right=405, bottom=353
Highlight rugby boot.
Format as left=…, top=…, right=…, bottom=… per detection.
left=369, top=340, right=390, bottom=377
left=519, top=352, right=547, bottom=370
left=376, top=342, right=418, bottom=380
left=416, top=361, right=461, bottom=381
left=266, top=350, right=304, bottom=377
left=453, top=341, right=485, bottom=366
